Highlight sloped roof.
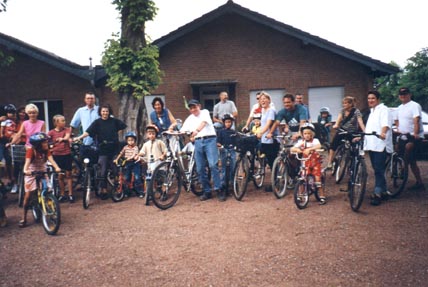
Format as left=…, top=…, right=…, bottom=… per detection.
left=0, top=31, right=106, bottom=82
left=153, top=0, right=398, bottom=76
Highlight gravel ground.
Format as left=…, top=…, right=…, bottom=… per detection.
left=1, top=159, right=428, bottom=287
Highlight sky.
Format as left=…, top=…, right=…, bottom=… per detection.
left=0, top=0, right=427, bottom=67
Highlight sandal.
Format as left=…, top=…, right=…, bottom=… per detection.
left=319, top=197, right=327, bottom=205
left=18, top=220, right=27, bottom=228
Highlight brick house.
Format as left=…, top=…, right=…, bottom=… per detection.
left=1, top=0, right=397, bottom=130
left=149, top=0, right=398, bottom=124
left=0, top=32, right=115, bottom=131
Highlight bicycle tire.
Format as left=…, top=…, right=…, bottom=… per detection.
left=349, top=158, right=367, bottom=212
left=233, top=157, right=249, bottom=201
left=334, top=145, right=350, bottom=184
left=111, top=170, right=125, bottom=202
left=271, top=157, right=289, bottom=199
left=82, top=169, right=91, bottom=209
left=41, top=193, right=61, bottom=235
left=253, top=155, right=265, bottom=189
left=31, top=202, right=42, bottom=223
left=50, top=172, right=60, bottom=198
left=294, top=180, right=309, bottom=209
left=386, top=155, right=408, bottom=198
left=17, top=171, right=25, bottom=207
left=189, top=166, right=203, bottom=196
left=150, top=161, right=182, bottom=210
left=224, top=162, right=231, bottom=196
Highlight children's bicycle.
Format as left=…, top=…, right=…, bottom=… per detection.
left=111, top=157, right=144, bottom=202
left=293, top=151, right=325, bottom=209
left=27, top=170, right=62, bottom=235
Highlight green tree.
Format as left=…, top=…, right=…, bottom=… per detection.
left=375, top=61, right=402, bottom=107
left=102, top=0, right=162, bottom=141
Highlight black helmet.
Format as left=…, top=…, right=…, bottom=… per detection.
left=300, top=123, right=316, bottom=133
left=145, top=124, right=159, bottom=136
left=4, top=104, right=17, bottom=114
left=125, top=131, right=137, bottom=140
left=222, top=113, right=235, bottom=122
left=319, top=107, right=330, bottom=114
left=29, top=132, right=49, bottom=147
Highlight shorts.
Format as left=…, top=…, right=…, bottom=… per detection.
left=53, top=154, right=73, bottom=171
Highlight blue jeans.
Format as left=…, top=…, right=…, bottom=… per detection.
left=368, top=150, right=387, bottom=196
left=125, top=161, right=143, bottom=193
left=220, top=148, right=236, bottom=184
left=194, top=137, right=221, bottom=194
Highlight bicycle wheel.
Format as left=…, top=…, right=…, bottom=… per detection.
left=110, top=170, right=125, bottom=202
left=150, top=161, right=182, bottom=210
left=349, top=158, right=367, bottom=212
left=233, top=157, right=249, bottom=200
left=82, top=169, right=92, bottom=209
left=271, top=157, right=289, bottom=199
left=294, top=180, right=309, bottom=209
left=31, top=198, right=42, bottom=223
left=189, top=166, right=203, bottom=196
left=41, top=193, right=61, bottom=235
left=386, top=155, right=408, bottom=198
left=50, top=172, right=60, bottom=198
left=334, top=145, right=350, bottom=184
left=253, top=155, right=265, bottom=188
left=17, top=170, right=25, bottom=207
left=224, top=162, right=231, bottom=196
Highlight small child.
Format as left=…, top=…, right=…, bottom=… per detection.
left=290, top=123, right=326, bottom=205
left=114, top=131, right=144, bottom=198
left=138, top=125, right=167, bottom=170
left=20, top=132, right=61, bottom=228
left=216, top=114, right=237, bottom=200
left=0, top=104, right=17, bottom=191
left=251, top=116, right=261, bottom=135
left=181, top=134, right=195, bottom=155
left=48, top=115, right=73, bottom=203
left=317, top=107, right=332, bottom=143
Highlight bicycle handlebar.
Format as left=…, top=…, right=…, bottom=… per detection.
left=292, top=149, right=324, bottom=161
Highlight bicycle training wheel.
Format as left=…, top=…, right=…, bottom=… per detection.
left=150, top=161, right=182, bottom=210
left=386, top=155, right=408, bottom=198
left=334, top=145, right=350, bottom=184
left=349, top=159, right=367, bottom=212
left=233, top=157, right=249, bottom=201
left=41, top=193, right=61, bottom=235
left=82, top=170, right=92, bottom=209
left=271, top=157, right=289, bottom=199
left=253, top=155, right=265, bottom=189
left=294, top=180, right=309, bottom=209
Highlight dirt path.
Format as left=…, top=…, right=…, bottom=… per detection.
left=1, top=162, right=428, bottom=286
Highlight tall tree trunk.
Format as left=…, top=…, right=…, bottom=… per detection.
left=118, top=93, right=147, bottom=144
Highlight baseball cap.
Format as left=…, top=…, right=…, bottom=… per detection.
left=398, top=87, right=410, bottom=95
left=188, top=99, right=200, bottom=107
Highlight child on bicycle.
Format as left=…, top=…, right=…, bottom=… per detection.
left=251, top=115, right=264, bottom=158
left=216, top=114, right=237, bottom=198
left=138, top=125, right=167, bottom=171
left=20, top=132, right=61, bottom=228
left=317, top=107, right=332, bottom=143
left=48, top=115, right=73, bottom=203
left=290, top=123, right=326, bottom=205
left=114, top=131, right=144, bottom=198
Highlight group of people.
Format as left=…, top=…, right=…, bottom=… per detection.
left=0, top=86, right=425, bottom=228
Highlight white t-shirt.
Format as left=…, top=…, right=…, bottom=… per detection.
left=364, top=103, right=393, bottom=153
left=395, top=100, right=424, bottom=137
left=180, top=109, right=216, bottom=138
left=293, top=138, right=321, bottom=150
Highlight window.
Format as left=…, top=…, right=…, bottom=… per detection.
left=30, top=100, right=63, bottom=131
left=308, top=87, right=344, bottom=121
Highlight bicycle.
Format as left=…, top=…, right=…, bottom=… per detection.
left=338, top=131, right=379, bottom=212
left=384, top=133, right=409, bottom=198
left=111, top=157, right=144, bottom=202
left=293, top=150, right=324, bottom=209
left=10, top=144, right=26, bottom=207
left=331, top=129, right=353, bottom=184
left=233, top=132, right=265, bottom=201
left=149, top=131, right=203, bottom=210
left=271, top=133, right=296, bottom=199
left=27, top=170, right=62, bottom=235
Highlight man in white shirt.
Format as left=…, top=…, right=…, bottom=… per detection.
left=394, top=87, right=425, bottom=191
left=181, top=99, right=223, bottom=201
left=364, top=90, right=393, bottom=205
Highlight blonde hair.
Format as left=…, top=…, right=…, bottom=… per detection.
left=25, top=103, right=39, bottom=114
left=52, top=114, right=65, bottom=125
left=260, top=91, right=271, bottom=102
left=343, top=96, right=356, bottom=107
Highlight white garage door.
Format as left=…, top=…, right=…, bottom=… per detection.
left=308, top=87, right=344, bottom=122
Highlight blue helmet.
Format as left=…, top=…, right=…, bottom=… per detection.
left=4, top=104, right=17, bottom=114
left=29, top=132, right=49, bottom=147
left=125, top=131, right=137, bottom=140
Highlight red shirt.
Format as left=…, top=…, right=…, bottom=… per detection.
left=48, top=127, right=71, bottom=156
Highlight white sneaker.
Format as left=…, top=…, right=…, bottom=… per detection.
left=10, top=184, right=18, bottom=194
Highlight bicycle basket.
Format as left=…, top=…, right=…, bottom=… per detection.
left=11, top=145, right=26, bottom=163
left=236, top=135, right=258, bottom=153
left=80, top=145, right=99, bottom=163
